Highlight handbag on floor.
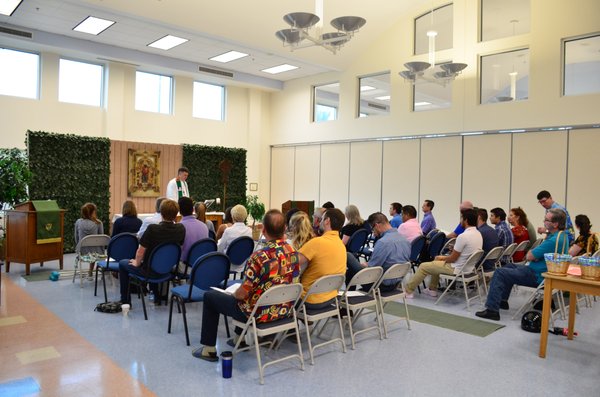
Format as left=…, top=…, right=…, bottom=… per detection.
left=95, top=301, right=123, bottom=313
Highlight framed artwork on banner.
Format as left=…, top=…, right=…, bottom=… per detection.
left=128, top=149, right=161, bottom=197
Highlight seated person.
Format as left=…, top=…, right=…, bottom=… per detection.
left=217, top=204, right=253, bottom=253
left=490, top=207, right=514, bottom=248
left=137, top=197, right=165, bottom=238
left=476, top=208, right=569, bottom=321
left=192, top=210, right=300, bottom=361
left=112, top=200, right=142, bottom=236
left=194, top=202, right=215, bottom=236
left=298, top=208, right=347, bottom=309
left=476, top=208, right=500, bottom=271
left=508, top=207, right=530, bottom=262
left=287, top=211, right=315, bottom=250
left=389, top=202, right=403, bottom=228
left=405, top=208, right=482, bottom=298
left=340, top=204, right=369, bottom=246
left=569, top=214, right=599, bottom=257
left=312, top=207, right=325, bottom=236
left=397, top=205, right=422, bottom=243
left=346, top=212, right=411, bottom=291
left=118, top=199, right=185, bottom=305
left=179, top=197, right=208, bottom=264
left=75, top=202, right=104, bottom=276
left=215, top=206, right=233, bottom=241
left=446, top=201, right=474, bottom=239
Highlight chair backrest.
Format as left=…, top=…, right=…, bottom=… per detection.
left=252, top=283, right=303, bottom=309
left=346, top=266, right=384, bottom=293
left=347, top=229, right=369, bottom=254
left=514, top=240, right=530, bottom=253
left=593, top=249, right=600, bottom=258
left=303, top=274, right=345, bottom=301
left=189, top=252, right=231, bottom=292
left=147, top=242, right=181, bottom=275
left=410, top=235, right=427, bottom=262
left=226, top=236, right=255, bottom=267
left=107, top=232, right=138, bottom=261
left=530, top=238, right=543, bottom=250
left=440, top=237, right=456, bottom=255
left=76, top=234, right=110, bottom=254
left=501, top=243, right=518, bottom=259
left=187, top=238, right=217, bottom=265
left=428, top=231, right=446, bottom=257
left=208, top=229, right=216, bottom=241
left=479, top=246, right=504, bottom=269
left=426, top=229, right=439, bottom=240
left=380, top=262, right=411, bottom=282
left=459, top=250, right=485, bottom=274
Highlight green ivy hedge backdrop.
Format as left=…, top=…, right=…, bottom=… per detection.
left=182, top=144, right=247, bottom=210
left=27, top=131, right=111, bottom=252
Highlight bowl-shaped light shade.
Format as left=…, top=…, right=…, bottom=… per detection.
left=434, top=71, right=450, bottom=79
left=440, top=63, right=467, bottom=74
left=330, top=16, right=366, bottom=32
left=275, top=29, right=304, bottom=45
left=404, top=61, right=431, bottom=73
left=399, top=71, right=416, bottom=80
left=321, top=32, right=350, bottom=47
left=283, top=12, right=320, bottom=29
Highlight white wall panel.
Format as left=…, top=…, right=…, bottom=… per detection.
left=349, top=141, right=383, bottom=217
left=567, top=129, right=600, bottom=225
left=381, top=139, right=420, bottom=217
left=269, top=147, right=295, bottom=210
left=420, top=136, right=462, bottom=233
left=294, top=145, right=321, bottom=203
left=320, top=143, right=350, bottom=210
left=511, top=131, right=568, bottom=232
left=463, top=134, right=511, bottom=214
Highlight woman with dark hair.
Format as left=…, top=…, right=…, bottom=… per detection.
left=508, top=207, right=530, bottom=262
left=569, top=215, right=599, bottom=257
left=216, top=206, right=233, bottom=241
left=112, top=200, right=142, bottom=236
left=74, top=202, right=104, bottom=275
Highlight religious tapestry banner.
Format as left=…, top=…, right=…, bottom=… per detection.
left=128, top=149, right=160, bottom=197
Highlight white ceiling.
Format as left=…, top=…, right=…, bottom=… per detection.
left=0, top=0, right=430, bottom=89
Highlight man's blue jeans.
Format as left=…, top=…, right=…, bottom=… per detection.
left=485, top=264, right=539, bottom=311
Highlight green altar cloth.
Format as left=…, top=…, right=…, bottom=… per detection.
left=31, top=200, right=61, bottom=244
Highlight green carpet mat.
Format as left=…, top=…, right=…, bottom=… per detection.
left=21, top=269, right=76, bottom=282
left=384, top=301, right=504, bottom=337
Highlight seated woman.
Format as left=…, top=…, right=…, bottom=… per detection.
left=287, top=211, right=315, bottom=251
left=217, top=205, right=253, bottom=253
left=74, top=202, right=104, bottom=276
left=215, top=206, right=233, bottom=241
left=508, top=207, right=530, bottom=262
left=195, top=201, right=215, bottom=236
left=340, top=204, right=369, bottom=246
left=569, top=214, right=599, bottom=257
left=112, top=200, right=142, bottom=236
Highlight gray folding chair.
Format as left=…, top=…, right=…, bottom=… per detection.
left=479, top=246, right=505, bottom=294
left=373, top=263, right=412, bottom=338
left=512, top=240, right=531, bottom=265
left=530, top=238, right=543, bottom=250
left=231, top=283, right=304, bottom=385
left=511, top=279, right=566, bottom=323
left=73, top=234, right=110, bottom=288
left=497, top=243, right=517, bottom=268
left=338, top=266, right=384, bottom=350
left=435, top=250, right=485, bottom=311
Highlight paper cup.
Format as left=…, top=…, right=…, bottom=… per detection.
left=121, top=304, right=130, bottom=315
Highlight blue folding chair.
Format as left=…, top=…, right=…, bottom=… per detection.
left=226, top=236, right=255, bottom=278
left=179, top=238, right=217, bottom=281
left=95, top=233, right=139, bottom=303
left=409, top=234, right=427, bottom=293
left=127, top=242, right=181, bottom=320
left=346, top=229, right=369, bottom=258
left=168, top=252, right=231, bottom=345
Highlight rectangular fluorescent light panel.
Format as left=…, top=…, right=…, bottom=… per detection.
left=375, top=95, right=390, bottom=101
left=415, top=101, right=431, bottom=106
left=0, top=0, right=22, bottom=16
left=360, top=85, right=376, bottom=91
left=210, top=50, right=248, bottom=63
left=261, top=64, right=298, bottom=74
left=148, top=35, right=188, bottom=50
left=73, top=16, right=116, bottom=35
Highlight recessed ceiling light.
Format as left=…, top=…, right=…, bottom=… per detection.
left=73, top=16, right=116, bottom=35
left=375, top=95, right=390, bottom=101
left=0, top=0, right=22, bottom=16
left=360, top=85, right=376, bottom=92
left=148, top=35, right=188, bottom=50
left=261, top=64, right=298, bottom=74
left=415, top=101, right=432, bottom=106
left=210, top=51, right=248, bottom=63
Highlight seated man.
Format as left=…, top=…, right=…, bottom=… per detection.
left=490, top=207, right=514, bottom=248
left=298, top=208, right=347, bottom=309
left=346, top=212, right=411, bottom=291
left=137, top=197, right=165, bottom=238
left=118, top=199, right=185, bottom=305
left=405, top=208, right=482, bottom=298
left=476, top=208, right=569, bottom=321
left=420, top=199, right=437, bottom=236
left=217, top=204, right=253, bottom=253
left=446, top=201, right=474, bottom=239
left=397, top=205, right=422, bottom=243
left=389, top=202, right=403, bottom=228
left=477, top=208, right=500, bottom=272
left=192, top=209, right=300, bottom=361
left=178, top=197, right=208, bottom=265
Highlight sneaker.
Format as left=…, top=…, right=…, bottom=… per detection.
left=475, top=309, right=500, bottom=321
left=191, top=347, right=218, bottom=362
left=423, top=288, right=438, bottom=297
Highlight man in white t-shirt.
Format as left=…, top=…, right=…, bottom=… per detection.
left=405, top=208, right=482, bottom=298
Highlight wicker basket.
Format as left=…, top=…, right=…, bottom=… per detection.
left=544, top=253, right=571, bottom=276
left=578, top=257, right=600, bottom=281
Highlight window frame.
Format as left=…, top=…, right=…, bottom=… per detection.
left=134, top=70, right=174, bottom=115
left=192, top=80, right=226, bottom=121
left=58, top=57, right=105, bottom=107
left=0, top=47, right=41, bottom=100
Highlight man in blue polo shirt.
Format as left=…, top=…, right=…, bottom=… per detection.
left=476, top=208, right=569, bottom=321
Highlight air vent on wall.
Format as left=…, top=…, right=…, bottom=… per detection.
left=0, top=26, right=33, bottom=38
left=367, top=102, right=388, bottom=111
left=198, top=66, right=234, bottom=78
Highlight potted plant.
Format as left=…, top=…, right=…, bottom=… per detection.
left=245, top=195, right=265, bottom=240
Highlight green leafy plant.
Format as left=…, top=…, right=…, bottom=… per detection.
left=27, top=131, right=111, bottom=252
left=245, top=195, right=265, bottom=230
left=0, top=148, right=32, bottom=209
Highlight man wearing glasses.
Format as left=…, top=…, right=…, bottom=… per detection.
left=536, top=190, right=574, bottom=244
left=476, top=208, right=569, bottom=321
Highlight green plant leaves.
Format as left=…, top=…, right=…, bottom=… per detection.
left=0, top=148, right=32, bottom=208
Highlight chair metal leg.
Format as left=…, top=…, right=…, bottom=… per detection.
left=140, top=283, right=148, bottom=320
left=181, top=301, right=190, bottom=346
left=435, top=277, right=458, bottom=305
left=167, top=296, right=175, bottom=334
left=101, top=269, right=109, bottom=303
left=94, top=268, right=99, bottom=296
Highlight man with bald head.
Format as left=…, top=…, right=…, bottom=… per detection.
left=446, top=200, right=474, bottom=239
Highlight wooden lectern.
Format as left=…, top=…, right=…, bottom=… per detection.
left=281, top=200, right=315, bottom=217
left=5, top=202, right=65, bottom=275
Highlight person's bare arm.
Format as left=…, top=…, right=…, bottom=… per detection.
left=129, top=246, right=146, bottom=267
left=435, top=249, right=460, bottom=263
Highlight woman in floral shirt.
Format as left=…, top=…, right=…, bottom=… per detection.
left=569, top=214, right=599, bottom=257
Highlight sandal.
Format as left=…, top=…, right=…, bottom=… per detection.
left=192, top=347, right=218, bottom=362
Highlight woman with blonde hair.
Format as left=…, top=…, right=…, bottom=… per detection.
left=340, top=204, right=368, bottom=245
left=111, top=200, right=142, bottom=236
left=288, top=211, right=314, bottom=250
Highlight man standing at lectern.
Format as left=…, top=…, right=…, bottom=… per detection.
left=166, top=167, right=190, bottom=201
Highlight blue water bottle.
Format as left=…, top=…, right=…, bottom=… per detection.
left=221, top=351, right=233, bottom=378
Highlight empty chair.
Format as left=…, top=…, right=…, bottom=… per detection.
left=338, top=266, right=384, bottom=350
left=95, top=232, right=138, bottom=302
left=435, top=250, right=485, bottom=311
left=426, top=231, right=446, bottom=262
left=346, top=229, right=369, bottom=258
left=373, top=263, right=412, bottom=338
left=168, top=252, right=230, bottom=346
left=179, top=238, right=217, bottom=280
left=73, top=234, right=110, bottom=288
left=226, top=236, right=255, bottom=277
left=231, top=283, right=304, bottom=385
left=408, top=235, right=427, bottom=293
left=426, top=228, right=439, bottom=240
left=497, top=243, right=518, bottom=268
left=357, top=232, right=375, bottom=261
left=478, top=246, right=505, bottom=294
